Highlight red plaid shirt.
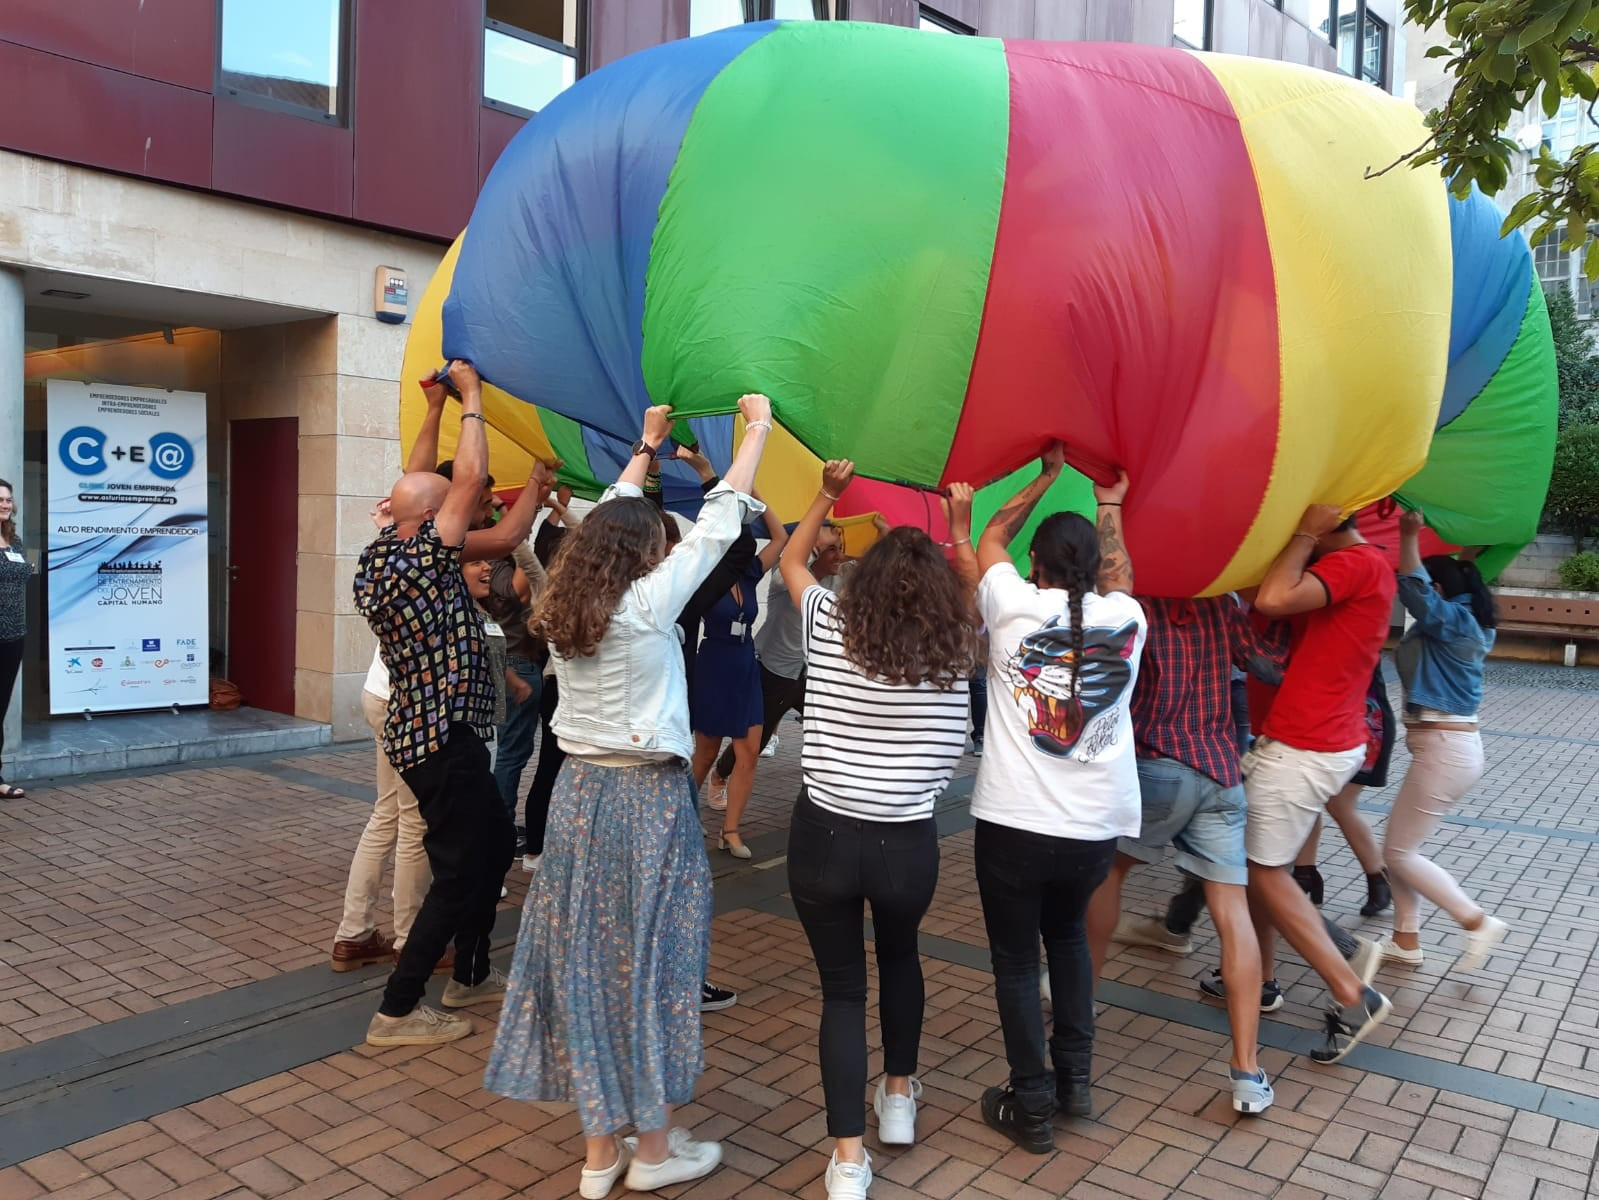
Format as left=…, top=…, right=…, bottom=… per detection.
left=1131, top=595, right=1288, bottom=787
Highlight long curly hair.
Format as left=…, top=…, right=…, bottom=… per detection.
left=835, top=526, right=978, bottom=688
left=1029, top=512, right=1102, bottom=698
left=533, top=496, right=665, bottom=658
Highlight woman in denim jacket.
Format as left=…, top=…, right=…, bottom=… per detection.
left=1377, top=509, right=1508, bottom=974
left=485, top=395, right=773, bottom=1200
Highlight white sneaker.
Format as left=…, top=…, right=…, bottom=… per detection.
left=1375, top=936, right=1424, bottom=966
left=705, top=774, right=728, bottom=811
left=1454, top=915, right=1508, bottom=974
left=1348, top=935, right=1383, bottom=986
left=874, top=1078, right=922, bottom=1145
left=579, top=1136, right=636, bottom=1199
left=761, top=736, right=780, bottom=759
left=825, top=1149, right=872, bottom=1199
left=522, top=853, right=540, bottom=872
left=624, top=1128, right=721, bottom=1191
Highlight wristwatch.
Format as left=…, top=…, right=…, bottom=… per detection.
left=630, top=437, right=658, bottom=459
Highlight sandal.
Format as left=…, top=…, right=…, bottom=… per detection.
left=0, top=783, right=24, bottom=800
left=717, top=829, right=752, bottom=861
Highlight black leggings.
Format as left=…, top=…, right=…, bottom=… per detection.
left=0, top=637, right=21, bottom=780
left=522, top=676, right=566, bottom=856
left=787, top=793, right=939, bottom=1137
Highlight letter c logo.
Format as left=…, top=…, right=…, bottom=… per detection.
left=59, top=426, right=106, bottom=476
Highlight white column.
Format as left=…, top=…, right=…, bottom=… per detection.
left=0, top=267, right=22, bottom=767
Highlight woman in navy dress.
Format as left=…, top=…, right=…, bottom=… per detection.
left=690, top=502, right=787, bottom=858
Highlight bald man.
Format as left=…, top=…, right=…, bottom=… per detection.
left=354, top=361, right=530, bottom=1048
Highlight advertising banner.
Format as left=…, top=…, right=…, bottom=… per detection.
left=46, top=381, right=209, bottom=714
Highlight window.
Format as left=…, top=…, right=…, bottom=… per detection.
left=919, top=5, right=973, bottom=33
left=1361, top=12, right=1387, bottom=88
left=1172, top=0, right=1209, bottom=49
left=690, top=0, right=839, bottom=33
left=1306, top=0, right=1332, bottom=42
left=218, top=0, right=347, bottom=121
left=484, top=0, right=581, bottom=117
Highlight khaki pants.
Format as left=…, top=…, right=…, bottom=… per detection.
left=334, top=691, right=432, bottom=948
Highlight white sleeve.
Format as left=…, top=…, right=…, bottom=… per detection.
left=633, top=483, right=763, bottom=627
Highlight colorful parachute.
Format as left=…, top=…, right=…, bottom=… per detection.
left=418, top=21, right=1556, bottom=594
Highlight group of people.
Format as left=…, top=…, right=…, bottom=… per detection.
left=346, top=366, right=1506, bottom=1200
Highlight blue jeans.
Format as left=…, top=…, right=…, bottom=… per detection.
left=1120, top=757, right=1248, bottom=885
left=493, top=656, right=543, bottom=821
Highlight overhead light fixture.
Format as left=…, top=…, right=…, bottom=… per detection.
left=41, top=287, right=91, bottom=300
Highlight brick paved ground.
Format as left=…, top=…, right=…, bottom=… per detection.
left=2, top=661, right=1597, bottom=1197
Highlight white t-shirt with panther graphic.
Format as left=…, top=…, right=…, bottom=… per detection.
left=971, top=563, right=1147, bottom=841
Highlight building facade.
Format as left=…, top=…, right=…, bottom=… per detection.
left=0, top=0, right=1406, bottom=773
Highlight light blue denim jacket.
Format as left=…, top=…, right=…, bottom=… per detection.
left=1393, top=567, right=1495, bottom=717
left=550, top=480, right=763, bottom=761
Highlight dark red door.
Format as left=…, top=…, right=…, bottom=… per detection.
left=228, top=417, right=298, bottom=714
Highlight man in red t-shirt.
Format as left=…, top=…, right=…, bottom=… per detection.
left=1244, top=506, right=1397, bottom=1065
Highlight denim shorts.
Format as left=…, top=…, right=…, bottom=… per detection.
left=1118, top=757, right=1248, bottom=885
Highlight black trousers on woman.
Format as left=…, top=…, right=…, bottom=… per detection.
left=521, top=675, right=566, bottom=857
left=974, top=819, right=1117, bottom=1120
left=787, top=792, right=939, bottom=1137
left=0, top=637, right=22, bottom=781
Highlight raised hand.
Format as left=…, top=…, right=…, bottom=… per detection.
left=643, top=404, right=675, bottom=446
left=1094, top=468, right=1130, bottom=507
left=822, top=459, right=855, bottom=499
left=738, top=393, right=773, bottom=428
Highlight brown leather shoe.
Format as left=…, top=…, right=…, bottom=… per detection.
left=331, top=931, right=394, bottom=972
left=391, top=945, right=456, bottom=975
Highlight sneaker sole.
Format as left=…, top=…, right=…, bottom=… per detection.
left=441, top=990, right=507, bottom=1009
left=1314, top=993, right=1393, bottom=1064
left=700, top=998, right=737, bottom=1012
left=1200, top=985, right=1283, bottom=1013
left=1233, top=1094, right=1274, bottom=1115
left=625, top=1149, right=722, bottom=1191
left=876, top=1121, right=915, bottom=1146
left=365, top=1025, right=472, bottom=1047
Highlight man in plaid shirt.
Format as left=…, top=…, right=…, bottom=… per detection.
left=1084, top=594, right=1286, bottom=1116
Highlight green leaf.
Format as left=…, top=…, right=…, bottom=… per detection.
left=1516, top=10, right=1565, bottom=50
left=1529, top=41, right=1562, bottom=91
left=1503, top=192, right=1545, bottom=234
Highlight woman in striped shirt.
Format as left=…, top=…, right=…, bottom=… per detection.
left=778, top=460, right=979, bottom=1200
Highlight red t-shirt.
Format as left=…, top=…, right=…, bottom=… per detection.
left=1252, top=543, right=1395, bottom=753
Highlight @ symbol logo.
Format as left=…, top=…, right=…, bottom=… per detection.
left=148, top=433, right=194, bottom=480
left=59, top=426, right=107, bottom=476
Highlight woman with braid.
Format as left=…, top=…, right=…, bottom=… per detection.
left=947, top=443, right=1145, bottom=1155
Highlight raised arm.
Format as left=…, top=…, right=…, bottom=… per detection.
left=1398, top=507, right=1424, bottom=576
left=617, top=406, right=676, bottom=492
left=1094, top=469, right=1133, bottom=596
left=755, top=492, right=789, bottom=573
left=722, top=393, right=774, bottom=494
left=943, top=483, right=979, bottom=599
left=781, top=459, right=852, bottom=608
left=463, top=458, right=556, bottom=559
left=435, top=362, right=488, bottom=547
left=406, top=375, right=448, bottom=474
left=1254, top=504, right=1345, bottom=617
left=977, top=442, right=1064, bottom=575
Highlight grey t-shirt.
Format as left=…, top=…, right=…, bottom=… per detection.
left=755, top=568, right=842, bottom=680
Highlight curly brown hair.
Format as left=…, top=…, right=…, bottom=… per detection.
left=835, top=526, right=978, bottom=688
left=532, top=497, right=665, bottom=658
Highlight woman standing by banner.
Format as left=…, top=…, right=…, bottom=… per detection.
left=0, top=479, right=27, bottom=799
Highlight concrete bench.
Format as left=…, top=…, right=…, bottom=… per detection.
left=1493, top=589, right=1599, bottom=667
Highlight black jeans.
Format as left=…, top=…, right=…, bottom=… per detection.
left=974, top=819, right=1117, bottom=1119
left=0, top=637, right=21, bottom=779
left=522, top=676, right=566, bottom=857
left=383, top=724, right=516, bottom=1017
left=788, top=793, right=939, bottom=1137
left=714, top=662, right=806, bottom=779
left=969, top=666, right=989, bottom=742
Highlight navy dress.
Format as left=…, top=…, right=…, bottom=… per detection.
left=690, top=558, right=765, bottom=738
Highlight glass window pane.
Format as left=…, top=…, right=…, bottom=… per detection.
left=484, top=28, right=576, bottom=114
left=219, top=0, right=343, bottom=117
left=1362, top=15, right=1387, bottom=86
left=772, top=0, right=818, bottom=18
left=1306, top=0, right=1332, bottom=43
left=691, top=0, right=747, bottom=35
left=1337, top=9, right=1358, bottom=75
left=1172, top=0, right=1206, bottom=49
left=487, top=0, right=578, bottom=45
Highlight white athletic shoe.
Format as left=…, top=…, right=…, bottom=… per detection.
left=1454, top=915, right=1508, bottom=974
left=761, top=735, right=780, bottom=759
left=624, top=1128, right=721, bottom=1192
left=824, top=1150, right=872, bottom=1200
left=874, top=1078, right=922, bottom=1145
left=579, top=1136, right=636, bottom=1199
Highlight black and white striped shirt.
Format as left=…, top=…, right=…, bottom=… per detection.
left=800, top=585, right=969, bottom=822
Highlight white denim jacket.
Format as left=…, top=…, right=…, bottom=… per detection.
left=550, top=480, right=763, bottom=762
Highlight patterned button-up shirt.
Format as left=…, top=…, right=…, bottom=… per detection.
left=354, top=519, right=496, bottom=770
left=1131, top=595, right=1288, bottom=787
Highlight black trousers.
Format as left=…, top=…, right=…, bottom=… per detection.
left=383, top=724, right=516, bottom=1017
left=788, top=793, right=939, bottom=1137
left=714, top=662, right=806, bottom=779
left=522, top=676, right=566, bottom=857
left=974, top=819, right=1117, bottom=1119
left=0, top=637, right=20, bottom=779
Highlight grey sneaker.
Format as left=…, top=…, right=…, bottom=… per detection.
left=365, top=1004, right=472, bottom=1047
left=442, top=967, right=509, bottom=1008
left=1113, top=914, right=1193, bottom=955
left=1229, top=1068, right=1275, bottom=1115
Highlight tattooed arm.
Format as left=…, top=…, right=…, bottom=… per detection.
left=976, top=442, right=1065, bottom=575
left=1093, top=469, right=1133, bottom=595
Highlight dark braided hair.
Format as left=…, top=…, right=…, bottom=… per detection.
left=1029, top=513, right=1102, bottom=698
left=1422, top=554, right=1498, bottom=631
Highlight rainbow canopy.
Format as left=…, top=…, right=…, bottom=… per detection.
left=430, top=21, right=1556, bottom=594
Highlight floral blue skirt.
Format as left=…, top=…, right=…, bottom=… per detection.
left=485, top=757, right=712, bottom=1136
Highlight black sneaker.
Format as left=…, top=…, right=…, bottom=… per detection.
left=1310, top=986, right=1392, bottom=1064
left=701, top=982, right=738, bottom=1012
left=980, top=1087, right=1054, bottom=1155
left=1055, top=1069, right=1091, bottom=1117
left=1199, top=968, right=1284, bottom=1013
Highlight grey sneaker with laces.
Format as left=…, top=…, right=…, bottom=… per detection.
left=442, top=967, right=509, bottom=1008
left=365, top=1004, right=472, bottom=1047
